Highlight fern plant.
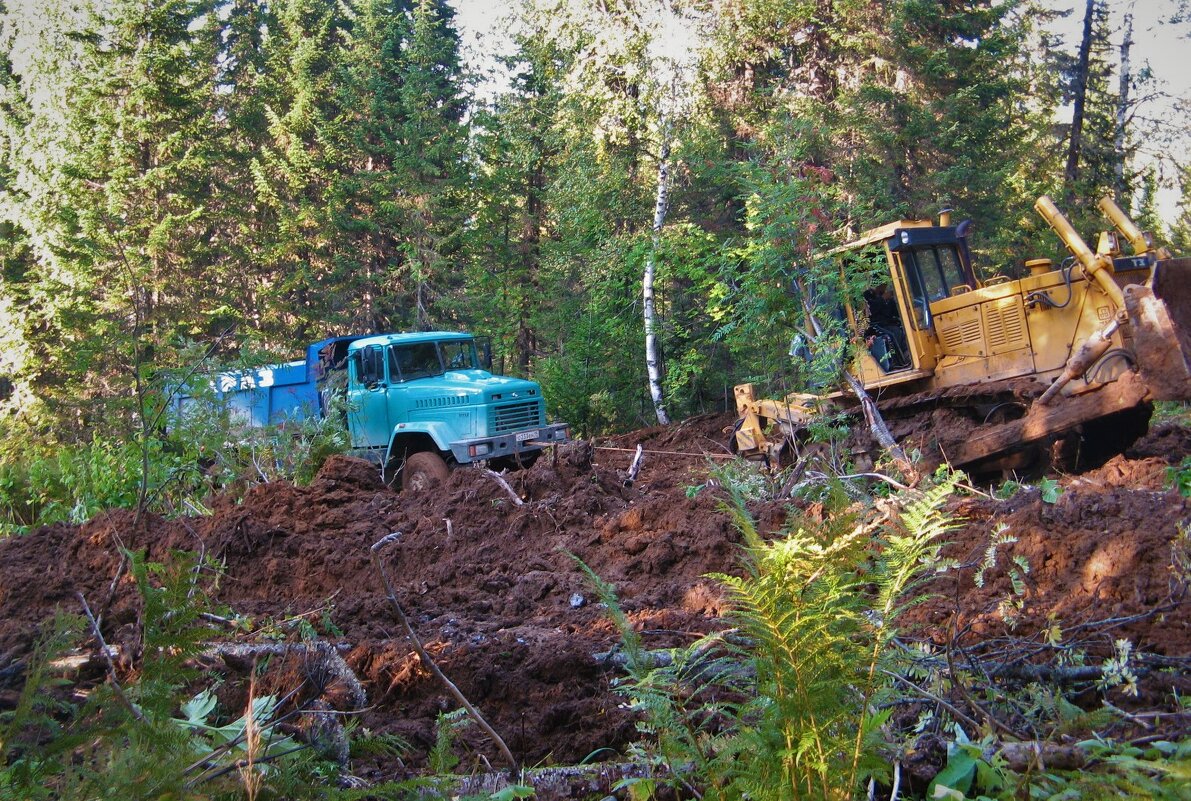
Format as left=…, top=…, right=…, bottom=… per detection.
left=584, top=470, right=962, bottom=801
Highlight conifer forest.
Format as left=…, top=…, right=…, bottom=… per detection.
left=0, top=1, right=1190, bottom=799
left=0, top=0, right=1186, bottom=440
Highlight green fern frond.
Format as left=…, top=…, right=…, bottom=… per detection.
left=567, top=551, right=644, bottom=672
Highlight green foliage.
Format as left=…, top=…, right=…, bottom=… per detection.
left=1039, top=476, right=1064, bottom=504
left=585, top=471, right=964, bottom=800
left=929, top=733, right=1191, bottom=800
left=429, top=709, right=472, bottom=775
left=0, top=550, right=353, bottom=799
left=974, top=523, right=1030, bottom=598
left=0, top=437, right=155, bottom=534
left=0, top=613, right=86, bottom=799
left=1167, top=456, right=1191, bottom=497
left=993, top=478, right=1023, bottom=500
left=173, top=689, right=301, bottom=780
left=0, top=353, right=351, bottom=535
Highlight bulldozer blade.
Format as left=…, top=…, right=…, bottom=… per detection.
left=1125, top=257, right=1191, bottom=401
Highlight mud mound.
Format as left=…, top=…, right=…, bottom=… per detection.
left=905, top=452, right=1190, bottom=656
left=0, top=441, right=753, bottom=776
left=0, top=419, right=1187, bottom=783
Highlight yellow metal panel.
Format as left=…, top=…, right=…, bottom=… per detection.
left=930, top=351, right=1037, bottom=385
left=931, top=277, right=1021, bottom=314
left=984, top=297, right=1029, bottom=355
left=935, top=305, right=986, bottom=357
left=826, top=219, right=935, bottom=255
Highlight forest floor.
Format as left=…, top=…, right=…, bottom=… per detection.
left=0, top=413, right=1188, bottom=790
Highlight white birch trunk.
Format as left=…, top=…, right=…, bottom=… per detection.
left=644, top=126, right=671, bottom=426
left=1114, top=11, right=1133, bottom=201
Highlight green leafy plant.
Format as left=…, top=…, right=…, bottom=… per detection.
left=928, top=730, right=1010, bottom=800
left=583, top=471, right=964, bottom=800
left=993, top=478, right=1023, bottom=500
left=1039, top=476, right=1063, bottom=504
left=429, top=709, right=472, bottom=774
left=928, top=734, right=1191, bottom=800
left=1166, top=456, right=1191, bottom=498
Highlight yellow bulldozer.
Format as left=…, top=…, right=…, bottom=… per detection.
left=732, top=195, right=1191, bottom=473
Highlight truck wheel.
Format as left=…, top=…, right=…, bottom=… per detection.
left=402, top=451, right=451, bottom=493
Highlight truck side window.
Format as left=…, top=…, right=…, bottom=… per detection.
left=439, top=340, right=476, bottom=371
left=390, top=343, right=443, bottom=381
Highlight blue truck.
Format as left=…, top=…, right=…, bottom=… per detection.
left=176, top=331, right=570, bottom=491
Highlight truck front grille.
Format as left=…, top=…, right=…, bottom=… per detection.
left=491, top=400, right=543, bottom=434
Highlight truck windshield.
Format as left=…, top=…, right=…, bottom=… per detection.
left=388, top=340, right=477, bottom=381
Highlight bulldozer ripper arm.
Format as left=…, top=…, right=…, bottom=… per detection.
left=1034, top=196, right=1127, bottom=317
left=733, top=384, right=769, bottom=456
left=733, top=383, right=819, bottom=462
left=1038, top=319, right=1120, bottom=405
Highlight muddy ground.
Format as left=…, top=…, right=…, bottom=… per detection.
left=0, top=413, right=1188, bottom=785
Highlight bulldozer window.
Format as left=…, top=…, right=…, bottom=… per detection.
left=911, top=245, right=967, bottom=302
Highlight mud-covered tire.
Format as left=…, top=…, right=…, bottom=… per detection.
left=401, top=452, right=451, bottom=493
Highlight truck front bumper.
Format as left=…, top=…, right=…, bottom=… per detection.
left=449, top=423, right=571, bottom=464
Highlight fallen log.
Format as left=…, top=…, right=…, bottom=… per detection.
left=420, top=761, right=668, bottom=801
left=996, top=740, right=1089, bottom=772
left=201, top=641, right=366, bottom=710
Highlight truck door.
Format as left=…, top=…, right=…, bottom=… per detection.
left=348, top=345, right=391, bottom=448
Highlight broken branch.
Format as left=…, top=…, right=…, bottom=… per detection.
left=481, top=469, right=524, bottom=506
left=76, top=592, right=144, bottom=723
left=370, top=532, right=517, bottom=769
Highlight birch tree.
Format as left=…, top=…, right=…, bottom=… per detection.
left=528, top=0, right=708, bottom=425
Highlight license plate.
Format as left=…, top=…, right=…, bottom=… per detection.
left=515, top=430, right=540, bottom=442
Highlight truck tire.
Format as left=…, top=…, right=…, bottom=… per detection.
left=402, top=451, right=451, bottom=493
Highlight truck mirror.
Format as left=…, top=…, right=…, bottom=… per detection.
left=361, top=346, right=384, bottom=387
left=476, top=336, right=493, bottom=371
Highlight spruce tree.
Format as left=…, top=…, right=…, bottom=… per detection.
left=0, top=0, right=224, bottom=433
left=335, top=0, right=469, bottom=333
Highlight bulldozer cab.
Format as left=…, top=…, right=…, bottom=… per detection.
left=889, top=226, right=978, bottom=324
left=830, top=220, right=978, bottom=387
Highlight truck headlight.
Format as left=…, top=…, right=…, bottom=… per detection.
left=469, top=443, right=491, bottom=457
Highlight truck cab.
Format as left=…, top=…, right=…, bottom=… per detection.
left=342, top=332, right=569, bottom=489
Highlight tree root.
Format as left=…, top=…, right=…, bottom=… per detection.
left=198, top=640, right=365, bottom=766
left=201, top=640, right=366, bottom=710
